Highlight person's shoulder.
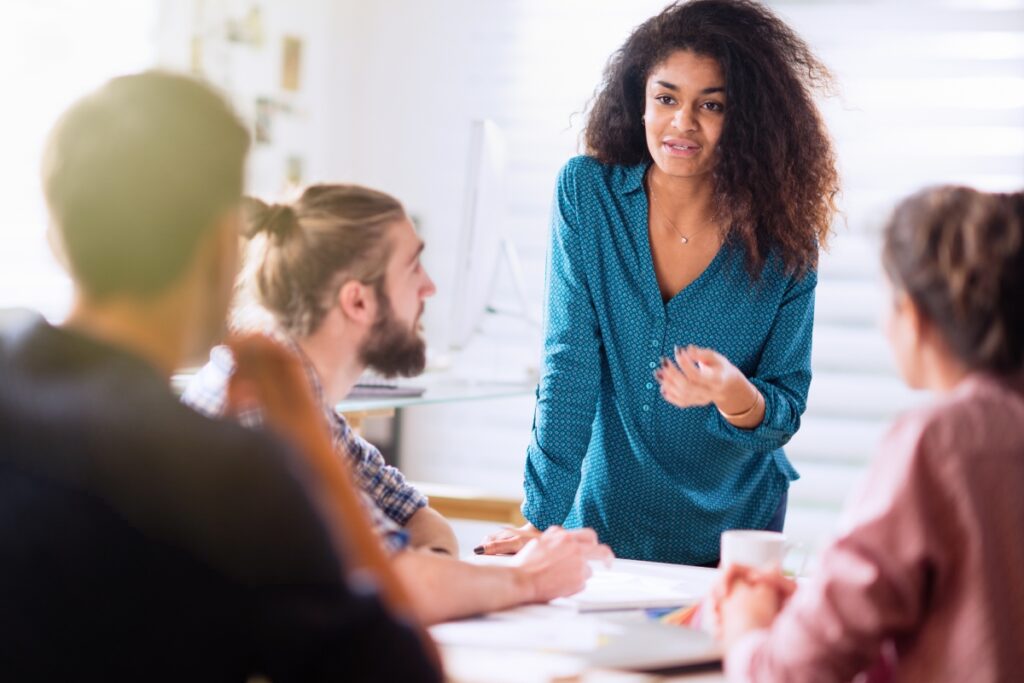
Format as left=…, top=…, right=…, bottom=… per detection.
left=881, top=375, right=1024, bottom=473
left=124, top=398, right=342, bottom=582
left=755, top=247, right=818, bottom=285
left=558, top=154, right=640, bottom=188
left=0, top=308, right=44, bottom=353
left=0, top=309, right=50, bottom=374
left=554, top=156, right=645, bottom=226
left=924, top=374, right=1024, bottom=451
left=560, top=154, right=603, bottom=176
left=155, top=392, right=295, bottom=490
left=0, top=324, right=338, bottom=584
left=180, top=344, right=235, bottom=416
left=727, top=248, right=817, bottom=301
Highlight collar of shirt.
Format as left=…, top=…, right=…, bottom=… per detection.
left=621, top=162, right=650, bottom=196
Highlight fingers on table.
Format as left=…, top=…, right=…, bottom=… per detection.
left=477, top=537, right=526, bottom=555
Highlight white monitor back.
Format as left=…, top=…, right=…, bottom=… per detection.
left=449, top=120, right=506, bottom=350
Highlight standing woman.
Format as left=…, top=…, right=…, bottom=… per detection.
left=479, top=0, right=838, bottom=564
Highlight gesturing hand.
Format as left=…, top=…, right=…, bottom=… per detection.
left=655, top=345, right=744, bottom=408
left=655, top=345, right=764, bottom=428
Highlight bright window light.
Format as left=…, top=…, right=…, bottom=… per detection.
left=0, top=0, right=157, bottom=321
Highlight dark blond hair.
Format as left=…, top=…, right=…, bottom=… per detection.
left=239, top=184, right=405, bottom=336
left=883, top=186, right=1024, bottom=374
left=43, top=71, right=249, bottom=298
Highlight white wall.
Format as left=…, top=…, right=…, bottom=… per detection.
left=0, top=0, right=159, bottom=320
left=156, top=0, right=353, bottom=196
left=327, top=1, right=676, bottom=348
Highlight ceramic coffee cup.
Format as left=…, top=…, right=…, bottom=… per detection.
left=719, top=529, right=789, bottom=570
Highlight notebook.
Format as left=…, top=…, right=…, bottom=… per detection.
left=584, top=617, right=722, bottom=671
left=551, top=567, right=698, bottom=612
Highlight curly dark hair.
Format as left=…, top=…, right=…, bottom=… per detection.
left=883, top=186, right=1024, bottom=375
left=584, top=0, right=838, bottom=279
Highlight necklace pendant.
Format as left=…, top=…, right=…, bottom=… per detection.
left=680, top=236, right=689, bottom=244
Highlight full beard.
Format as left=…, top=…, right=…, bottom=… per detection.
left=358, top=289, right=426, bottom=379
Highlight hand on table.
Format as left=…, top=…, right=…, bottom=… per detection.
left=711, top=564, right=796, bottom=649
left=512, top=526, right=614, bottom=603
left=474, top=522, right=543, bottom=555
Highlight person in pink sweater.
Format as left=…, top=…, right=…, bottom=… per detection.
left=714, top=185, right=1024, bottom=682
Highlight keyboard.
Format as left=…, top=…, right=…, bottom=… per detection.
left=345, top=376, right=426, bottom=399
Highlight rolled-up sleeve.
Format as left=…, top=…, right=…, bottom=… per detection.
left=707, top=269, right=815, bottom=455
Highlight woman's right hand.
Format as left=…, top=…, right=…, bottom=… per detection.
left=513, top=526, right=613, bottom=602
left=474, top=522, right=543, bottom=555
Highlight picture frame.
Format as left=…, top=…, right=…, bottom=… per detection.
left=281, top=35, right=302, bottom=92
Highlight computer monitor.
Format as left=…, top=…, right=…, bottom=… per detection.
left=449, top=119, right=506, bottom=351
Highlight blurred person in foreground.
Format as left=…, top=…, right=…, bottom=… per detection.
left=714, top=186, right=1024, bottom=682
left=0, top=71, right=439, bottom=682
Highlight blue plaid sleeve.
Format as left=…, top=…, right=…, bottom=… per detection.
left=360, top=491, right=411, bottom=554
left=180, top=345, right=233, bottom=419
left=181, top=345, right=411, bottom=554
left=332, top=413, right=428, bottom=527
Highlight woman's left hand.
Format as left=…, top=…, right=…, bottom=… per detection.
left=711, top=564, right=796, bottom=649
left=655, top=345, right=745, bottom=408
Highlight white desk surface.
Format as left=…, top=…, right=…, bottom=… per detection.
left=435, top=551, right=725, bottom=683
left=169, top=365, right=535, bottom=411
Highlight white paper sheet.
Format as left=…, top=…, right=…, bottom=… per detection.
left=551, top=567, right=698, bottom=612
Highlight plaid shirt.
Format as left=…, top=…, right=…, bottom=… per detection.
left=181, top=339, right=427, bottom=554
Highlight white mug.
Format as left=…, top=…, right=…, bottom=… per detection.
left=699, top=530, right=798, bottom=635
left=719, top=529, right=789, bottom=570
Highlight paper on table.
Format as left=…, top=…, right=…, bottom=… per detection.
left=431, top=610, right=721, bottom=672
left=551, top=567, right=698, bottom=612
left=431, top=612, right=612, bottom=653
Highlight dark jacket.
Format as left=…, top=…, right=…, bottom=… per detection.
left=0, top=310, right=439, bottom=682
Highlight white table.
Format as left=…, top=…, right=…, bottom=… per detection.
left=433, top=549, right=726, bottom=683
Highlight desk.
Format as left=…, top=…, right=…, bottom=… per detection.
left=172, top=366, right=535, bottom=427
left=173, top=364, right=532, bottom=523
left=336, top=374, right=534, bottom=416
left=434, top=554, right=726, bottom=683
left=338, top=373, right=534, bottom=524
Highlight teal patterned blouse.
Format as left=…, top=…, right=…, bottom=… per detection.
left=522, top=155, right=814, bottom=565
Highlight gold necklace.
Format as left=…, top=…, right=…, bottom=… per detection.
left=648, top=184, right=714, bottom=245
